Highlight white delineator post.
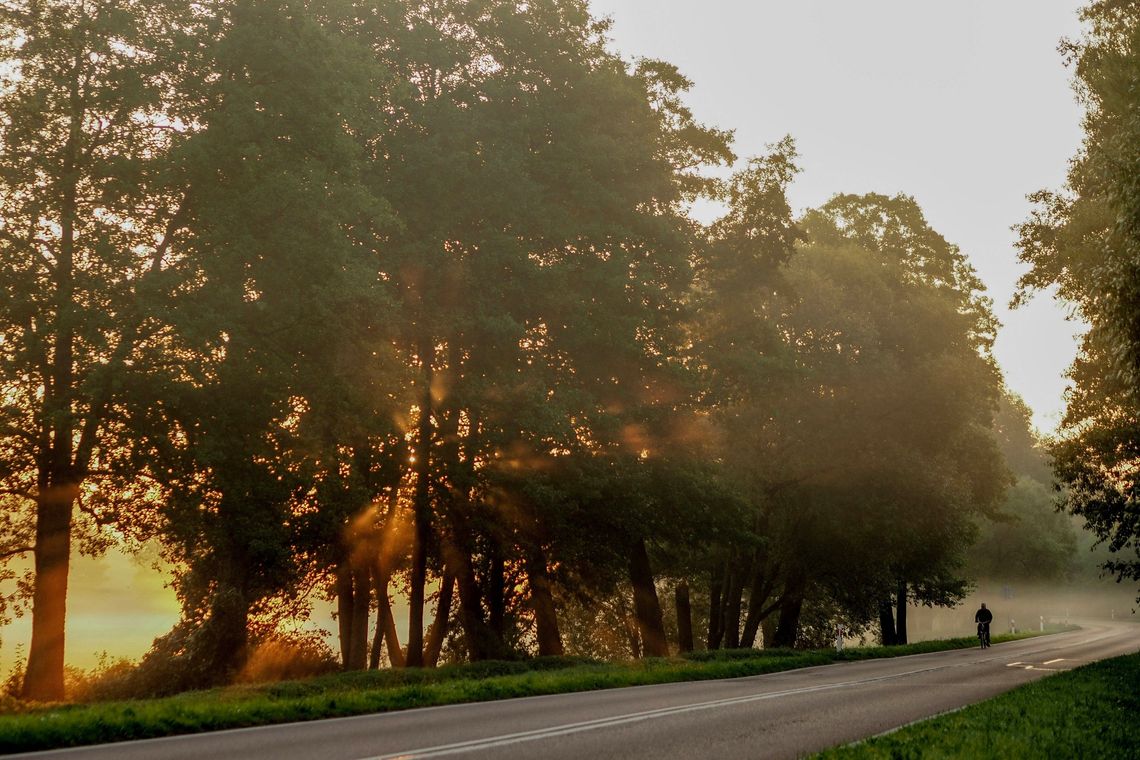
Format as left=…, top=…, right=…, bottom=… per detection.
left=1040, top=615, right=1044, bottom=632
left=835, top=624, right=845, bottom=653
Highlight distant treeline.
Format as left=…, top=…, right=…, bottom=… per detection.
left=0, top=0, right=1106, bottom=703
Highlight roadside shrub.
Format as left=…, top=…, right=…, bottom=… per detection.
left=236, top=637, right=338, bottom=684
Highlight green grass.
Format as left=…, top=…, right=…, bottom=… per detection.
left=815, top=651, right=1140, bottom=759
left=0, top=628, right=1065, bottom=755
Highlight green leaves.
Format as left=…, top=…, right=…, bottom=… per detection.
left=1014, top=2, right=1140, bottom=590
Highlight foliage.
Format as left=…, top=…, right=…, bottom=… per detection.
left=969, top=478, right=1079, bottom=581
left=968, top=395, right=1080, bottom=582
left=760, top=194, right=1007, bottom=630
left=1015, top=1, right=1140, bottom=590
left=0, top=0, right=210, bottom=700
left=0, top=0, right=1069, bottom=699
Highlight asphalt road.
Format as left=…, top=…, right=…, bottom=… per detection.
left=13, top=621, right=1139, bottom=760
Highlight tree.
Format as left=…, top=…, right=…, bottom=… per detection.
left=360, top=0, right=732, bottom=662
left=691, top=139, right=804, bottom=651
left=1015, top=1, right=1140, bottom=590
left=991, top=393, right=1053, bottom=486
left=771, top=194, right=1007, bottom=645
left=120, top=0, right=399, bottom=687
left=970, top=478, right=1078, bottom=581
left=0, top=0, right=202, bottom=700
left=967, top=394, right=1078, bottom=583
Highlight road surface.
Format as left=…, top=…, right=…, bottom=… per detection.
left=12, top=621, right=1139, bottom=760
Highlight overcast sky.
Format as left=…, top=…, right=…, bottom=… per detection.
left=589, top=0, right=1088, bottom=433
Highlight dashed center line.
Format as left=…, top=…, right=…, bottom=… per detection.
left=1043, top=658, right=1065, bottom=665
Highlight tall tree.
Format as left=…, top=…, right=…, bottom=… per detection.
left=692, top=139, right=803, bottom=650
left=0, top=0, right=202, bottom=700
left=1015, top=1, right=1140, bottom=590
left=754, top=194, right=1007, bottom=646
left=361, top=0, right=732, bottom=662
left=122, top=0, right=397, bottom=687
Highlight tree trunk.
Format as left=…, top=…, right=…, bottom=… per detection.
left=628, top=539, right=668, bottom=657
left=488, top=546, right=506, bottom=639
left=772, top=577, right=805, bottom=649
left=406, top=362, right=434, bottom=668
left=369, top=607, right=384, bottom=669
left=370, top=564, right=404, bottom=668
left=879, top=598, right=897, bottom=646
left=624, top=612, right=641, bottom=659
left=895, top=580, right=908, bottom=646
left=452, top=543, right=492, bottom=661
left=336, top=561, right=371, bottom=670
left=424, top=570, right=455, bottom=667
left=348, top=566, right=370, bottom=669
left=761, top=613, right=778, bottom=648
left=740, top=568, right=778, bottom=649
left=201, top=563, right=252, bottom=681
left=706, top=567, right=725, bottom=650
left=722, top=568, right=744, bottom=648
left=675, top=581, right=694, bottom=653
left=23, top=60, right=83, bottom=703
left=527, top=550, right=563, bottom=657
left=336, top=561, right=355, bottom=668
left=22, top=486, right=76, bottom=701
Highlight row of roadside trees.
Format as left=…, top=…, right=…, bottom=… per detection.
left=0, top=0, right=1069, bottom=701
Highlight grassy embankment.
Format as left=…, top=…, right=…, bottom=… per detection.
left=0, top=628, right=1064, bottom=754
left=815, top=650, right=1140, bottom=759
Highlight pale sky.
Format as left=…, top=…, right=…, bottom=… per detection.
left=590, top=0, right=1088, bottom=433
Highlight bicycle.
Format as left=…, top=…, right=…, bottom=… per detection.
left=977, top=621, right=991, bottom=649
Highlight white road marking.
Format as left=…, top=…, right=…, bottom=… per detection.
left=1005, top=662, right=1023, bottom=667
left=362, top=664, right=958, bottom=760
left=1043, top=658, right=1064, bottom=665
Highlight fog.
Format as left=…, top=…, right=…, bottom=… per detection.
left=905, top=579, right=1138, bottom=643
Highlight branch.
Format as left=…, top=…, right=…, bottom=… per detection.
left=76, top=499, right=114, bottom=527
left=0, top=545, right=33, bottom=560
left=73, top=193, right=190, bottom=472
left=0, top=226, right=56, bottom=275
left=0, top=423, right=36, bottom=444
left=148, top=192, right=190, bottom=274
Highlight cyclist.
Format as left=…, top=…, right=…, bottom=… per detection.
left=975, top=602, right=994, bottom=648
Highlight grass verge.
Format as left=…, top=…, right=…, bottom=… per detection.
left=0, top=628, right=1068, bottom=755
left=814, top=651, right=1140, bottom=759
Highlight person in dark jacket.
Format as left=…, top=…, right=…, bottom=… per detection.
left=975, top=602, right=994, bottom=646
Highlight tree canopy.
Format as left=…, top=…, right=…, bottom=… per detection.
left=0, top=0, right=1097, bottom=700
left=1016, top=0, right=1140, bottom=592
